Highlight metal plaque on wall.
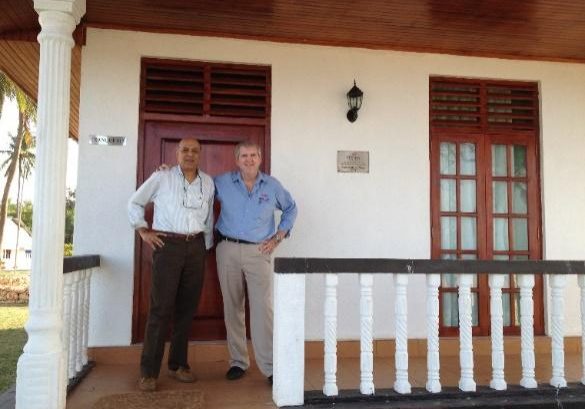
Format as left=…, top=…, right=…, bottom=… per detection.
left=337, top=151, right=369, bottom=173
left=89, top=135, right=127, bottom=146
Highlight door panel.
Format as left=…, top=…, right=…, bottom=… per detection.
left=134, top=120, right=265, bottom=341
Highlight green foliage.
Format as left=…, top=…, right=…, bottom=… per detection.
left=64, top=243, right=73, bottom=257
left=7, top=200, right=33, bottom=232
left=0, top=304, right=28, bottom=393
left=65, top=189, right=75, bottom=244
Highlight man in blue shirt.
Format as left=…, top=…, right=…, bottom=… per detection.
left=215, top=141, right=297, bottom=386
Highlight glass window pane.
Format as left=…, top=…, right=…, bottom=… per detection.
left=440, top=143, right=456, bottom=175
left=460, top=143, right=476, bottom=176
left=512, top=255, right=529, bottom=260
left=502, top=294, right=511, bottom=326
left=442, top=293, right=458, bottom=327
left=493, top=181, right=508, bottom=214
left=512, top=145, right=527, bottom=177
left=460, top=180, right=476, bottom=212
left=512, top=218, right=529, bottom=251
left=441, top=216, right=457, bottom=250
left=492, top=144, right=507, bottom=177
left=512, top=182, right=527, bottom=214
left=494, top=218, right=509, bottom=251
left=461, top=217, right=477, bottom=250
left=440, top=179, right=457, bottom=212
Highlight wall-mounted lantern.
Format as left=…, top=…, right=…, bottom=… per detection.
left=346, top=80, right=363, bottom=123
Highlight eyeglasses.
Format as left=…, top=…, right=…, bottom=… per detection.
left=183, top=174, right=204, bottom=209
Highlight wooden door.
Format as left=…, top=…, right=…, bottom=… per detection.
left=133, top=120, right=266, bottom=341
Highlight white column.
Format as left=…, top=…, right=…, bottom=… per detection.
left=16, top=2, right=85, bottom=409
left=518, top=274, right=537, bottom=388
left=425, top=274, right=441, bottom=393
left=323, top=274, right=338, bottom=396
left=489, top=274, right=506, bottom=390
left=393, top=273, right=411, bottom=394
left=359, top=274, right=375, bottom=395
left=273, top=274, right=305, bottom=407
left=578, top=275, right=585, bottom=385
left=458, top=274, right=476, bottom=392
left=549, top=274, right=567, bottom=388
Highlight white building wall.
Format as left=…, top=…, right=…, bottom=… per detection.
left=1, top=219, right=32, bottom=270
left=75, top=28, right=585, bottom=346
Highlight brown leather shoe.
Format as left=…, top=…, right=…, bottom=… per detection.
left=138, top=377, right=157, bottom=392
left=169, top=367, right=196, bottom=383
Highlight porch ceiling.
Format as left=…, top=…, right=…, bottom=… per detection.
left=1, top=1, right=585, bottom=142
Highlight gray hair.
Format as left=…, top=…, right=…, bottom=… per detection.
left=234, top=141, right=262, bottom=159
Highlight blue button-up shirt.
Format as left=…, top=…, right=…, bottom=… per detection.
left=215, top=171, right=297, bottom=243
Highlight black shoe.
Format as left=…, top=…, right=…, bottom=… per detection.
left=268, top=375, right=273, bottom=386
left=225, top=366, right=246, bottom=380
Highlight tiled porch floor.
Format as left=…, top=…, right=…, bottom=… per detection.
left=66, top=342, right=584, bottom=409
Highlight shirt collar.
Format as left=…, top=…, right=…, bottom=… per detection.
left=232, top=170, right=266, bottom=185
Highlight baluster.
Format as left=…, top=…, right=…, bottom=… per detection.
left=550, top=275, right=567, bottom=388
left=458, top=274, right=476, bottom=392
left=489, top=274, right=506, bottom=390
left=359, top=274, right=375, bottom=395
left=425, top=274, right=441, bottom=393
left=62, top=274, right=73, bottom=380
left=579, top=275, right=585, bottom=385
left=75, top=270, right=85, bottom=372
left=81, top=268, right=92, bottom=366
left=68, top=271, right=80, bottom=378
left=394, top=273, right=411, bottom=394
left=323, top=274, right=338, bottom=396
left=518, top=274, right=536, bottom=388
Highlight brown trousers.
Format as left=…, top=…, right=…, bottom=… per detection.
left=140, top=235, right=205, bottom=378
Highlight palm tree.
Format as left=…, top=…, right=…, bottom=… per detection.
left=0, top=76, right=36, bottom=255
left=0, top=71, right=16, bottom=119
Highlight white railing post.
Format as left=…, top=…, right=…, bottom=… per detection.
left=323, top=274, right=338, bottom=396
left=579, top=275, right=585, bottom=385
left=458, top=274, right=476, bottom=392
left=273, top=273, right=306, bottom=407
left=359, top=274, right=375, bottom=395
left=81, top=268, right=92, bottom=366
left=68, top=271, right=80, bottom=378
left=393, top=273, right=411, bottom=394
left=518, top=274, right=537, bottom=388
left=75, top=271, right=85, bottom=372
left=62, top=274, right=73, bottom=381
left=425, top=274, right=441, bottom=393
left=489, top=274, right=507, bottom=390
left=550, top=274, right=567, bottom=388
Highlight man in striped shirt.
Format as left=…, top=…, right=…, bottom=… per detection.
left=128, top=138, right=214, bottom=392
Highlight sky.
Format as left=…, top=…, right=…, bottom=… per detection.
left=0, top=96, right=79, bottom=202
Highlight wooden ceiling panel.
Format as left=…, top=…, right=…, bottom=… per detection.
left=0, top=40, right=81, bottom=140
left=3, top=1, right=585, bottom=62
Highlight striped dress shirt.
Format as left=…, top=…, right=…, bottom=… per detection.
left=128, top=166, right=215, bottom=249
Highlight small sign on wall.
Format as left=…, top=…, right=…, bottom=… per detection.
left=89, top=135, right=127, bottom=146
left=337, top=151, right=369, bottom=173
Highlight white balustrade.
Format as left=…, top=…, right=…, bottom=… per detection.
left=518, top=274, right=536, bottom=388
left=458, top=274, right=476, bottom=392
left=323, top=274, right=338, bottom=396
left=549, top=275, right=567, bottom=388
left=579, top=275, right=585, bottom=385
left=393, top=274, right=411, bottom=394
left=359, top=274, right=375, bottom=395
left=489, top=274, right=506, bottom=390
left=425, top=274, right=441, bottom=393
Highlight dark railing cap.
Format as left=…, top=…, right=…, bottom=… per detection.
left=274, top=258, right=585, bottom=275
left=63, top=255, right=101, bottom=274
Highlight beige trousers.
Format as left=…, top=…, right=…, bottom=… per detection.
left=216, top=240, right=273, bottom=376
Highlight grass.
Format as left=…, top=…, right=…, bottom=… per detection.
left=0, top=304, right=28, bottom=393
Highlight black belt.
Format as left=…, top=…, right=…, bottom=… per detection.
left=217, top=233, right=257, bottom=245
left=156, top=231, right=202, bottom=242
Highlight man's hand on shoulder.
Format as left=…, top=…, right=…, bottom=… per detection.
left=138, top=228, right=166, bottom=250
